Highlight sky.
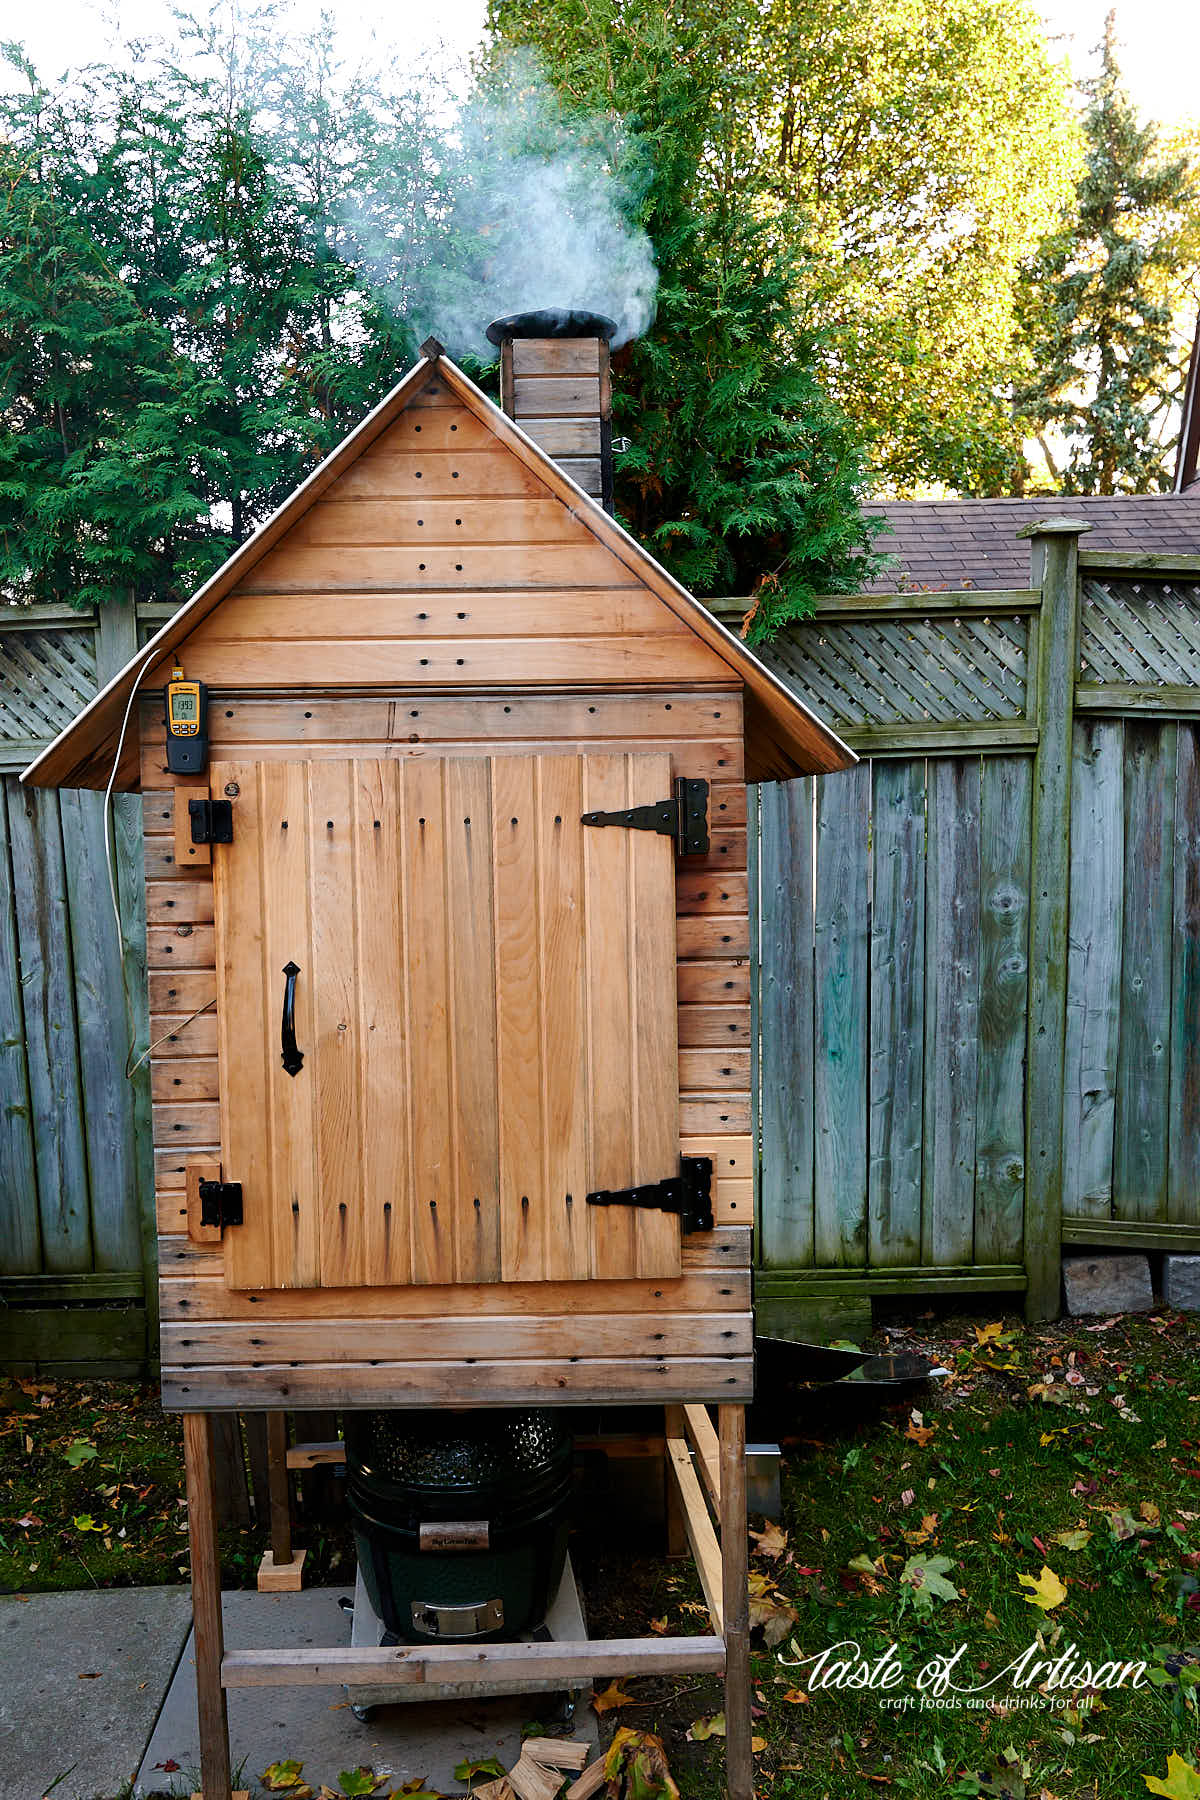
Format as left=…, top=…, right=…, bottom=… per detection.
left=7, top=0, right=1199, bottom=129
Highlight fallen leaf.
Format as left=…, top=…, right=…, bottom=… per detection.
left=1108, top=1508, right=1139, bottom=1542
left=751, top=1737, right=767, bottom=1753
left=749, top=1520, right=788, bottom=1560
left=748, top=1571, right=799, bottom=1646
left=1017, top=1565, right=1068, bottom=1611
left=649, top=1616, right=669, bottom=1635
left=1050, top=1529, right=1092, bottom=1551
left=899, top=1553, right=959, bottom=1613
left=592, top=1679, right=636, bottom=1714
left=690, top=1713, right=726, bottom=1740
left=1144, top=1751, right=1200, bottom=1798
left=604, top=1727, right=679, bottom=1800
left=976, top=1322, right=1005, bottom=1344
left=782, top=1688, right=809, bottom=1704
left=262, top=1763, right=308, bottom=1793
left=1140, top=1501, right=1162, bottom=1528
left=335, top=1770, right=389, bottom=1797
left=62, top=1439, right=97, bottom=1468
left=454, top=1758, right=506, bottom=1783
left=905, top=1412, right=936, bottom=1448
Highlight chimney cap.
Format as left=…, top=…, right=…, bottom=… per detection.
left=486, top=307, right=618, bottom=347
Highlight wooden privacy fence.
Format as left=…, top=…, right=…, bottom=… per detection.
left=726, top=526, right=1200, bottom=1323
left=5, top=531, right=1200, bottom=1366
left=0, top=603, right=170, bottom=1372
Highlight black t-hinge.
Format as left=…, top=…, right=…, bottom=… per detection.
left=198, top=1179, right=243, bottom=1232
left=586, top=1154, right=714, bottom=1233
left=581, top=777, right=708, bottom=855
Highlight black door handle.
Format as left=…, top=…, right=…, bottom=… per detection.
left=281, top=961, right=304, bottom=1076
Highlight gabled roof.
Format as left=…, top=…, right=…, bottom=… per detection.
left=23, top=348, right=854, bottom=789
left=866, top=488, right=1200, bottom=592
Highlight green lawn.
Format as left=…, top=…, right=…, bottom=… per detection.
left=3, top=1305, right=1199, bottom=1799
left=662, top=1306, right=1200, bottom=1799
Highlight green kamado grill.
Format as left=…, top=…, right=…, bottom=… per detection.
left=344, top=1408, right=572, bottom=1644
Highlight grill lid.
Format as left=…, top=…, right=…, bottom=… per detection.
left=345, top=1408, right=569, bottom=1490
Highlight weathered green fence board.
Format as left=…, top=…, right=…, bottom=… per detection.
left=0, top=782, right=41, bottom=1273
left=922, top=758, right=981, bottom=1267
left=0, top=605, right=152, bottom=1370
left=974, top=756, right=1030, bottom=1264
left=868, top=760, right=925, bottom=1267
left=1169, top=725, right=1200, bottom=1224
left=60, top=788, right=141, bottom=1270
left=1115, top=721, right=1176, bottom=1222
left=7, top=782, right=93, bottom=1274
left=1063, top=721, right=1123, bottom=1221
left=813, top=765, right=870, bottom=1267
left=758, top=778, right=816, bottom=1267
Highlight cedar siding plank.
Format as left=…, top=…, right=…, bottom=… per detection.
left=355, top=762, right=414, bottom=1286
left=535, top=756, right=591, bottom=1282
left=445, top=758, right=502, bottom=1283
left=630, top=754, right=685, bottom=1278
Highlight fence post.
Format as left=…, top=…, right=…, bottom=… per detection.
left=95, top=602, right=158, bottom=1358
left=1020, top=520, right=1089, bottom=1320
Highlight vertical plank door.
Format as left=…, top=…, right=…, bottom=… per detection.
left=210, top=754, right=682, bottom=1288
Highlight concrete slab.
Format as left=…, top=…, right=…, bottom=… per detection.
left=1165, top=1254, right=1200, bottom=1309
left=136, top=1588, right=597, bottom=1799
left=1063, top=1252, right=1154, bottom=1316
left=0, top=1585, right=192, bottom=1800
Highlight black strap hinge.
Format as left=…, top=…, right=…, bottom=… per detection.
left=189, top=798, right=233, bottom=846
left=581, top=777, right=708, bottom=855
left=198, top=1179, right=243, bottom=1231
left=586, top=1154, right=713, bottom=1233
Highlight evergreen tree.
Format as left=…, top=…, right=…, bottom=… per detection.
left=489, top=0, right=1078, bottom=498
left=0, top=15, right=445, bottom=609
left=1016, top=12, right=1197, bottom=494
left=0, top=55, right=209, bottom=608
left=482, top=9, right=886, bottom=637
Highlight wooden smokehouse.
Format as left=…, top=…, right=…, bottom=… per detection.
left=25, top=313, right=853, bottom=1799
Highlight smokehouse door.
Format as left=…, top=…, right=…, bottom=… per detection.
left=208, top=754, right=683, bottom=1291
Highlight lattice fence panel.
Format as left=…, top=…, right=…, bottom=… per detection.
left=0, top=626, right=97, bottom=745
left=1080, top=578, right=1200, bottom=688
left=759, top=611, right=1029, bottom=728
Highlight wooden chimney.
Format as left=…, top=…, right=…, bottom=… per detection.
left=490, top=308, right=614, bottom=510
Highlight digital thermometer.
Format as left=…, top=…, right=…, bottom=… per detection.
left=165, top=665, right=208, bottom=774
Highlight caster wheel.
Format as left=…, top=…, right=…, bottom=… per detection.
left=536, top=1689, right=576, bottom=1726
left=352, top=1703, right=376, bottom=1724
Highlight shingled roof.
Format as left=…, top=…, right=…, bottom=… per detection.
left=866, top=480, right=1200, bottom=591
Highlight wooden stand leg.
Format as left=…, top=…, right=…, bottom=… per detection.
left=719, top=1405, right=752, bottom=1800
left=184, top=1412, right=232, bottom=1800
left=663, top=1405, right=688, bottom=1557
left=257, top=1412, right=306, bottom=1591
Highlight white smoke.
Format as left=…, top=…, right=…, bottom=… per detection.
left=343, top=48, right=658, bottom=361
